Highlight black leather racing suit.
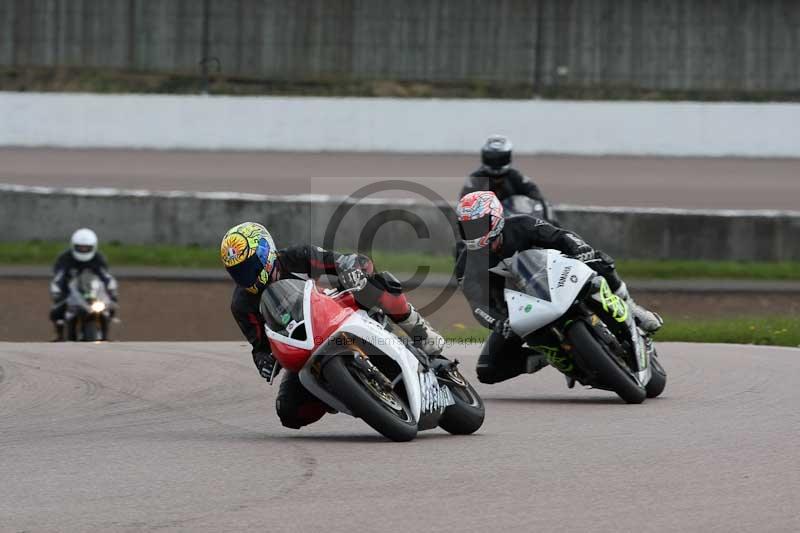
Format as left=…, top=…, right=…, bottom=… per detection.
left=50, top=250, right=118, bottom=323
left=455, top=215, right=623, bottom=384
left=460, top=167, right=544, bottom=203
left=231, top=244, right=408, bottom=429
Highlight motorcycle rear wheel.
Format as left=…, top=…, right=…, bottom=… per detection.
left=437, top=368, right=485, bottom=435
left=566, top=321, right=646, bottom=404
left=323, top=355, right=418, bottom=442
left=646, top=353, right=667, bottom=398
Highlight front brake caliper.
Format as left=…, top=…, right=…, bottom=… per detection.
left=352, top=353, right=393, bottom=391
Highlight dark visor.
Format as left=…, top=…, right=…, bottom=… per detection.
left=73, top=244, right=95, bottom=253
left=459, top=216, right=492, bottom=241
left=483, top=150, right=510, bottom=168
left=226, top=252, right=264, bottom=288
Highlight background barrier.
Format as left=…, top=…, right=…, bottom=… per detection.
left=2, top=184, right=798, bottom=261
left=3, top=0, right=798, bottom=93
left=3, top=92, right=800, bottom=156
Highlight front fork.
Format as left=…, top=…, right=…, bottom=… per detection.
left=544, top=298, right=646, bottom=384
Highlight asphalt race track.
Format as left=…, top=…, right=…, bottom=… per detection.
left=3, top=148, right=800, bottom=209
left=2, top=342, right=798, bottom=532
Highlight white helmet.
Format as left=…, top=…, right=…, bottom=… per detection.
left=70, top=228, right=98, bottom=262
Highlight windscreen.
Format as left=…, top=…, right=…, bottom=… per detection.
left=509, top=249, right=552, bottom=302
left=503, top=195, right=545, bottom=216
left=259, top=279, right=306, bottom=338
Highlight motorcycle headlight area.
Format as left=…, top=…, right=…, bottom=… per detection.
left=90, top=301, right=107, bottom=313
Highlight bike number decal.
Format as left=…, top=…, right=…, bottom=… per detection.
left=419, top=370, right=455, bottom=413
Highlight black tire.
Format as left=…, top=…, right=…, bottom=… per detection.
left=323, top=355, right=418, bottom=442
left=437, top=371, right=485, bottom=435
left=646, top=353, right=667, bottom=398
left=82, top=319, right=98, bottom=342
left=566, top=321, right=646, bottom=404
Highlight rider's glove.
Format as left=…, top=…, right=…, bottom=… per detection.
left=254, top=351, right=281, bottom=383
left=335, top=253, right=370, bottom=290
left=339, top=267, right=367, bottom=290
left=563, top=233, right=595, bottom=262
left=571, top=241, right=596, bottom=263
left=494, top=318, right=515, bottom=339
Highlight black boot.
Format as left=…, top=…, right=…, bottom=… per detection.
left=615, top=282, right=663, bottom=334
left=396, top=305, right=445, bottom=356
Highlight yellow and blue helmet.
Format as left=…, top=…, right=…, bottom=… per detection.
left=220, top=222, right=277, bottom=293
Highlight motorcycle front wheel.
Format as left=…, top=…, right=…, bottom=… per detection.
left=323, top=354, right=418, bottom=442
left=66, top=315, right=81, bottom=341
left=566, top=321, right=646, bottom=404
left=82, top=319, right=99, bottom=342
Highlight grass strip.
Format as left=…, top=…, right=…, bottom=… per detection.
left=615, top=259, right=800, bottom=281
left=1, top=242, right=799, bottom=281
left=0, top=242, right=455, bottom=272
left=443, top=316, right=800, bottom=348
left=0, top=241, right=219, bottom=268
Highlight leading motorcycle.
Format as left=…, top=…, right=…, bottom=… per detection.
left=489, top=249, right=667, bottom=403
left=260, top=277, right=485, bottom=441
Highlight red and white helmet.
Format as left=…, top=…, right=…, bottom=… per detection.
left=456, top=191, right=505, bottom=250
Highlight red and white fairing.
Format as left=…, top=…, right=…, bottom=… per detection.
left=264, top=280, right=429, bottom=421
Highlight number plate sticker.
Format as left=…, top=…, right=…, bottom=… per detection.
left=419, top=370, right=456, bottom=412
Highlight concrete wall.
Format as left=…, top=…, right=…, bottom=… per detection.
left=4, top=92, right=800, bottom=156
left=3, top=0, right=799, bottom=92
left=2, top=184, right=798, bottom=261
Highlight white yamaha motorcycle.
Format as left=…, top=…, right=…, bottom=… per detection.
left=259, top=278, right=485, bottom=441
left=490, top=249, right=667, bottom=404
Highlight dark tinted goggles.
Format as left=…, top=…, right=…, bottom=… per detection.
left=73, top=244, right=95, bottom=254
